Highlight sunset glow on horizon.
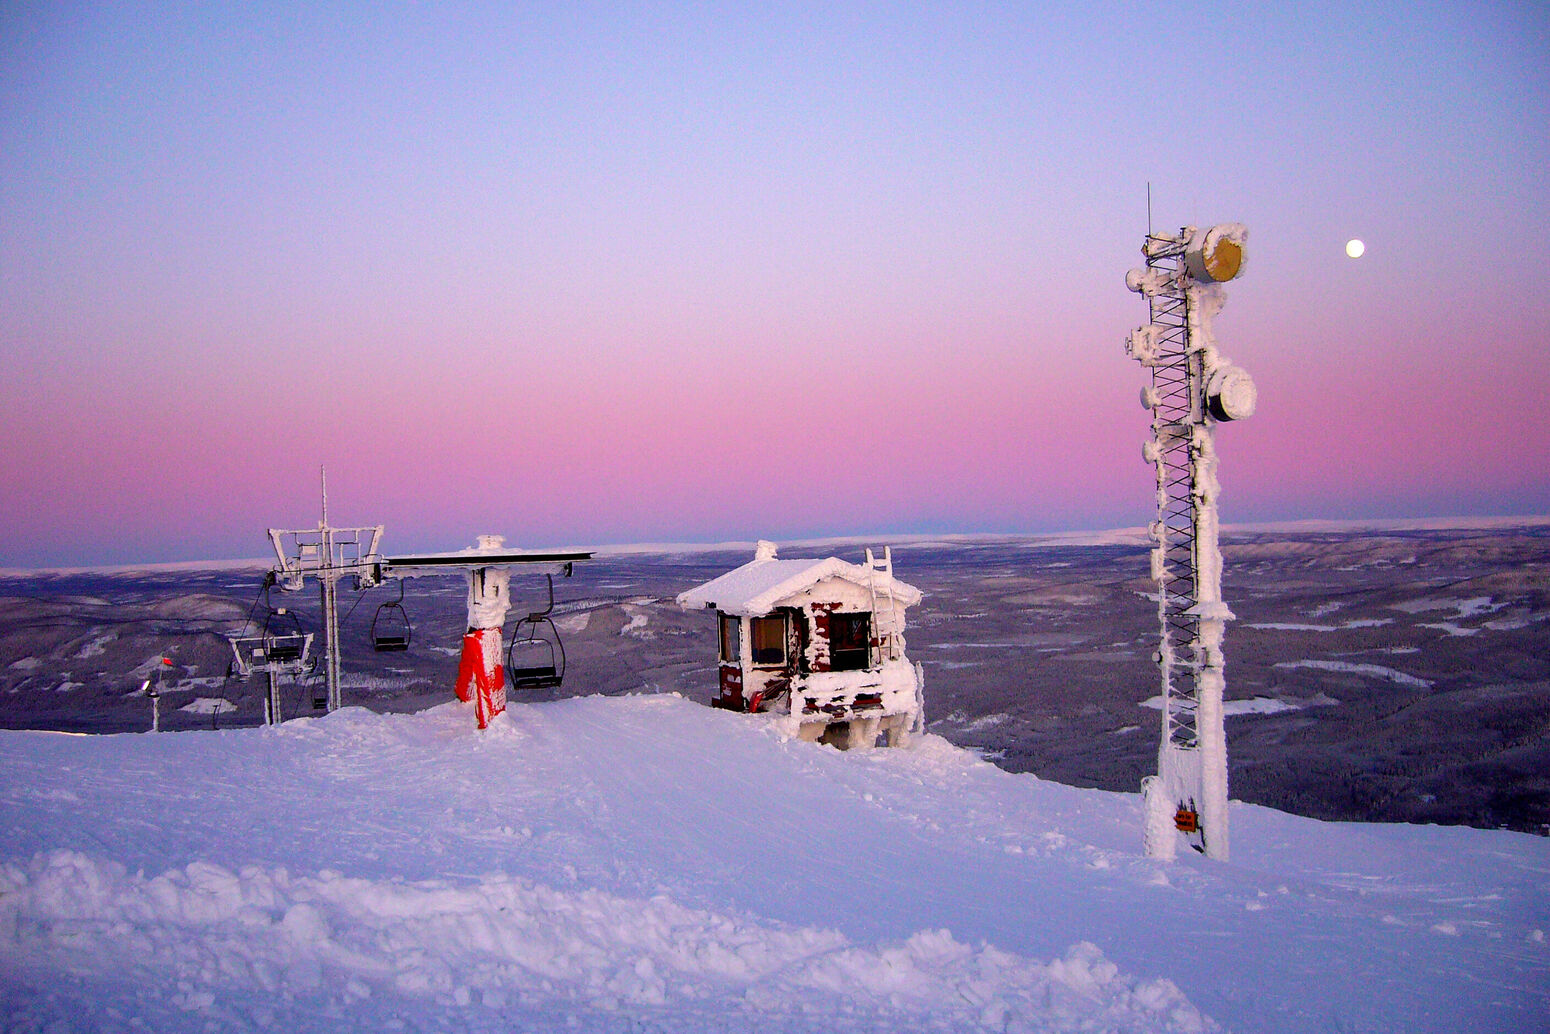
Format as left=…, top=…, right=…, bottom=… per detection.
left=3, top=3, right=1547, bottom=567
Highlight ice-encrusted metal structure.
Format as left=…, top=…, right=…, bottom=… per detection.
left=677, top=542, right=925, bottom=750
left=1125, top=223, right=1256, bottom=860
left=247, top=471, right=589, bottom=728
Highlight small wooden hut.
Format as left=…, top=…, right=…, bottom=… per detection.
left=676, top=541, right=924, bottom=749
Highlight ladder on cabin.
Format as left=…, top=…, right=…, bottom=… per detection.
left=865, top=547, right=901, bottom=664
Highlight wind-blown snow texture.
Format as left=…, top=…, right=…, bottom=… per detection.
left=1, top=696, right=1545, bottom=1032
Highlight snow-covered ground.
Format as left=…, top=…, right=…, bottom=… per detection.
left=1137, top=695, right=1322, bottom=717
left=1, top=696, right=1546, bottom=1033
left=1272, top=659, right=1434, bottom=688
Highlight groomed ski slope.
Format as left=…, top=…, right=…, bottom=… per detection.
left=1, top=695, right=1546, bottom=1033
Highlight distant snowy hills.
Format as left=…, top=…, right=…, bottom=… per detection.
left=6, top=522, right=1548, bottom=835
left=2, top=696, right=1545, bottom=1033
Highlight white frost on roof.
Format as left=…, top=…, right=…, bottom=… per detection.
left=676, top=543, right=921, bottom=616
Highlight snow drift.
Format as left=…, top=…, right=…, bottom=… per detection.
left=1, top=695, right=1545, bottom=1032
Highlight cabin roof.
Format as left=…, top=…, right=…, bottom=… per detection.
left=676, top=554, right=921, bottom=617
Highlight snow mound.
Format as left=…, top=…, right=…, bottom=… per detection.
left=0, top=850, right=1209, bottom=1033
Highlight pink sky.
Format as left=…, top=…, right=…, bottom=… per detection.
left=2, top=3, right=1547, bottom=566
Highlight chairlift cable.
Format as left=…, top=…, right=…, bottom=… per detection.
left=339, top=583, right=370, bottom=628
left=237, top=574, right=273, bottom=640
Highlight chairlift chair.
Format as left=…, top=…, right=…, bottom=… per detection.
left=506, top=574, right=566, bottom=691
left=260, top=596, right=307, bottom=665
left=229, top=628, right=313, bottom=678
left=371, top=580, right=412, bottom=652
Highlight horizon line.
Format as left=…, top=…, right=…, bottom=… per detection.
left=3, top=513, right=1547, bottom=579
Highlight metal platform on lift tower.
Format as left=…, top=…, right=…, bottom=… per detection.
left=380, top=549, right=593, bottom=573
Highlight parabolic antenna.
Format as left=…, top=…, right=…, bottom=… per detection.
left=1185, top=223, right=1248, bottom=283
left=1207, top=365, right=1257, bottom=421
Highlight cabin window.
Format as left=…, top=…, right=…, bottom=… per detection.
left=829, top=612, right=871, bottom=671
left=750, top=616, right=786, bottom=666
left=718, top=613, right=740, bottom=662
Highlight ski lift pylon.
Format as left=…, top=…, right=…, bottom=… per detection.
left=506, top=574, right=566, bottom=691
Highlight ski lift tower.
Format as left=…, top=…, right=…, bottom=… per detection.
left=266, top=483, right=384, bottom=715
left=1124, top=223, right=1257, bottom=861
left=263, top=473, right=592, bottom=724
left=375, top=538, right=591, bottom=728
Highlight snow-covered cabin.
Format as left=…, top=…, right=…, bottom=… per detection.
left=676, top=541, right=924, bottom=749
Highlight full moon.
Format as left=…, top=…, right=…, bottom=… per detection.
left=1345, top=239, right=1365, bottom=259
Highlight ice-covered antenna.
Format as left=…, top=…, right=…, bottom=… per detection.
left=1124, top=221, right=1255, bottom=862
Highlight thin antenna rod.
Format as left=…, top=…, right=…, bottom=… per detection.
left=321, top=466, right=328, bottom=528
left=1146, top=182, right=1153, bottom=236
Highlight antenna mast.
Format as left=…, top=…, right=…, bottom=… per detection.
left=1124, top=221, right=1256, bottom=861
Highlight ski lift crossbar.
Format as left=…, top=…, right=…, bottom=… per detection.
left=268, top=525, right=385, bottom=590
left=379, top=550, right=591, bottom=575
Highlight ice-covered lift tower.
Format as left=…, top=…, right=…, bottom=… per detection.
left=1125, top=223, right=1256, bottom=861
left=262, top=473, right=590, bottom=728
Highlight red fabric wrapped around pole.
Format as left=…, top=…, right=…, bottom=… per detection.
left=455, top=628, right=506, bottom=728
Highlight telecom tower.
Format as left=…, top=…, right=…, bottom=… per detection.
left=1125, top=223, right=1256, bottom=860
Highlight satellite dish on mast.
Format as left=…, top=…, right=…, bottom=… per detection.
left=1185, top=223, right=1248, bottom=283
